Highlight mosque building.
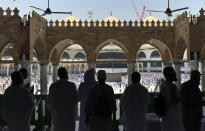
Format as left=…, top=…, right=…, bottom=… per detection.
left=0, top=7, right=204, bottom=94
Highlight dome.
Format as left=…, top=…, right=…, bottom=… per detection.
left=104, top=13, right=119, bottom=22
left=62, top=15, right=79, bottom=22
left=143, top=16, right=161, bottom=22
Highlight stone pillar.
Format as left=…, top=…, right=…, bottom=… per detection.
left=14, top=61, right=19, bottom=71
left=162, top=61, right=170, bottom=71
left=127, top=62, right=136, bottom=85
left=200, top=61, right=205, bottom=91
left=173, top=61, right=181, bottom=87
left=147, top=62, right=151, bottom=72
left=84, top=64, right=87, bottom=72
left=52, top=62, right=59, bottom=82
left=40, top=62, right=48, bottom=95
left=88, top=62, right=95, bottom=69
left=189, top=60, right=199, bottom=71
left=6, top=65, right=9, bottom=76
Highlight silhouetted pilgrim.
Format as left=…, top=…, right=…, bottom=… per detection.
left=1, top=71, right=35, bottom=131
left=78, top=69, right=97, bottom=131
left=181, top=70, right=205, bottom=131
left=46, top=67, right=78, bottom=131
left=85, top=70, right=116, bottom=131
left=19, top=68, right=34, bottom=93
left=160, top=66, right=184, bottom=131
left=121, top=72, right=150, bottom=131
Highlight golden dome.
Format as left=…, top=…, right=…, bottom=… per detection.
left=62, top=15, right=79, bottom=22
left=142, top=16, right=161, bottom=22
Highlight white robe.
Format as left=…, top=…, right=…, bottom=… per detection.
left=78, top=82, right=96, bottom=131
left=121, top=83, right=150, bottom=131
left=1, top=85, right=35, bottom=131
left=160, top=81, right=185, bottom=131
left=46, top=79, right=78, bottom=131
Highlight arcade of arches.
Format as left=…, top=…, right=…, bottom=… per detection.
left=1, top=7, right=205, bottom=94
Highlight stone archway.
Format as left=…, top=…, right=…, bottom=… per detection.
left=49, top=39, right=87, bottom=62
left=146, top=39, right=173, bottom=61
left=94, top=39, right=129, bottom=61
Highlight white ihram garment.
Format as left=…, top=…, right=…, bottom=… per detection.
left=121, top=83, right=150, bottom=131
left=160, top=81, right=185, bottom=131
left=46, top=79, right=78, bottom=131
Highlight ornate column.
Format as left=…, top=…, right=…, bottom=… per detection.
left=199, top=61, right=205, bottom=91
left=173, top=61, right=181, bottom=87
left=52, top=62, right=59, bottom=82
left=40, top=62, right=48, bottom=95
left=127, top=62, right=136, bottom=85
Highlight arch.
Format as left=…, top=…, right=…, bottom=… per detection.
left=49, top=39, right=87, bottom=62
left=74, top=52, right=86, bottom=59
left=138, top=39, right=173, bottom=61
left=94, top=39, right=129, bottom=61
left=0, top=43, right=19, bottom=61
left=61, top=52, right=71, bottom=60
left=150, top=50, right=161, bottom=58
left=175, top=37, right=187, bottom=60
left=2, top=49, right=13, bottom=60
left=137, top=51, right=146, bottom=59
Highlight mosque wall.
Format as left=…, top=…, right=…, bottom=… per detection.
left=1, top=8, right=205, bottom=63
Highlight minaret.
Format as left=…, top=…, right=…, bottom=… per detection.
left=88, top=8, right=93, bottom=21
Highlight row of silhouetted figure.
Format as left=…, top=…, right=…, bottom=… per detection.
left=1, top=66, right=204, bottom=131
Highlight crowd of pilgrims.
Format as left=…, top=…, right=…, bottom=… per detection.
left=0, top=66, right=204, bottom=131
left=0, top=72, right=192, bottom=94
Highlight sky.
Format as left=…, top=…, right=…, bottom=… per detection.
left=0, top=0, right=204, bottom=21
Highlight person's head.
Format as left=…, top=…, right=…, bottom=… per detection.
left=163, top=66, right=177, bottom=82
left=11, top=71, right=24, bottom=86
left=19, top=68, right=28, bottom=79
left=84, top=68, right=96, bottom=83
left=131, top=72, right=141, bottom=84
left=97, top=70, right=106, bottom=83
left=58, top=67, right=68, bottom=80
left=190, top=70, right=201, bottom=85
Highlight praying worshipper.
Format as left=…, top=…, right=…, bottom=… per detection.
left=180, top=70, right=205, bottom=131
left=160, top=66, right=185, bottom=131
left=46, top=67, right=78, bottom=131
left=85, top=70, right=116, bottom=131
left=121, top=72, right=150, bottom=131
left=78, top=69, right=97, bottom=131
left=1, top=71, right=35, bottom=131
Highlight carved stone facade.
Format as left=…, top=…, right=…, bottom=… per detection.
left=0, top=8, right=205, bottom=65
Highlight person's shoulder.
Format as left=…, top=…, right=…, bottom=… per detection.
left=181, top=80, right=190, bottom=88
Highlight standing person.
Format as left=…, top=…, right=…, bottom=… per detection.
left=1, top=71, right=35, bottom=131
left=46, top=67, right=78, bottom=131
left=180, top=70, right=205, bottom=131
left=160, top=66, right=184, bottom=131
left=121, top=72, right=150, bottom=131
left=19, top=68, right=34, bottom=93
left=85, top=70, right=116, bottom=131
left=78, top=69, right=97, bottom=131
